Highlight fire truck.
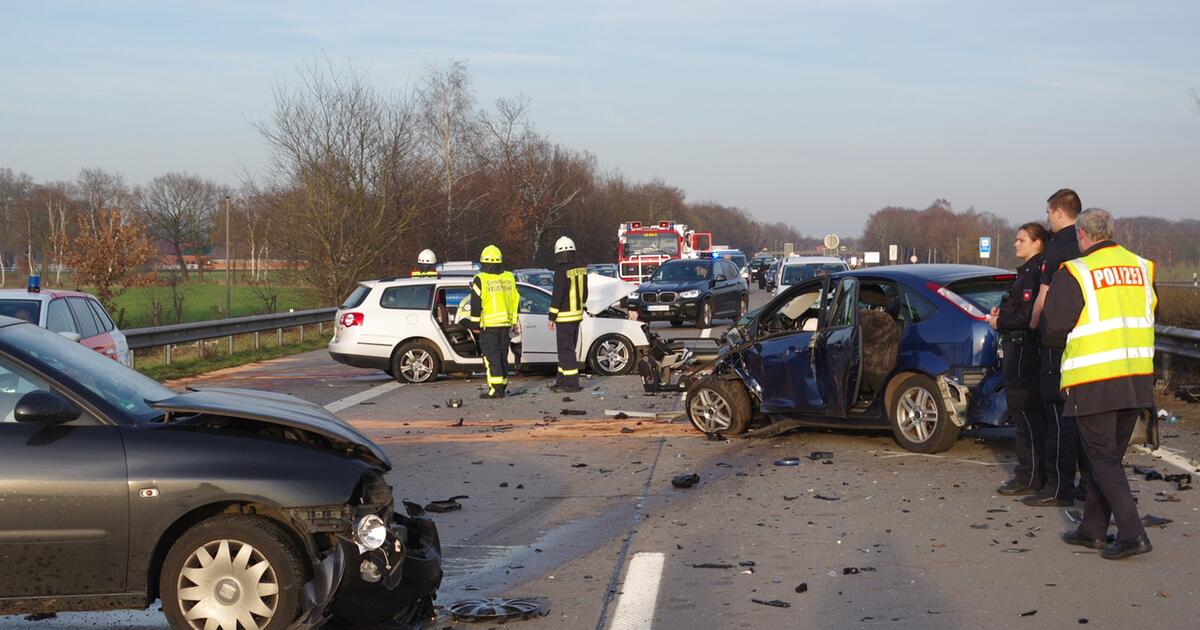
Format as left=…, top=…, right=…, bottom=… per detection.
left=616, top=220, right=712, bottom=283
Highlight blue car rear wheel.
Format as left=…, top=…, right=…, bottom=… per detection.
left=887, top=373, right=959, bottom=453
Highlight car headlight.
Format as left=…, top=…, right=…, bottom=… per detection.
left=628, top=292, right=640, bottom=300
left=679, top=290, right=701, bottom=299
left=354, top=514, right=388, bottom=552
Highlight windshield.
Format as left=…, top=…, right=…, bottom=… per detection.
left=523, top=271, right=554, bottom=287
left=623, top=232, right=681, bottom=256
left=781, top=263, right=847, bottom=285
left=0, top=299, right=41, bottom=324
left=0, top=323, right=174, bottom=423
left=727, top=254, right=747, bottom=270
left=947, top=278, right=1012, bottom=312
left=650, top=261, right=712, bottom=282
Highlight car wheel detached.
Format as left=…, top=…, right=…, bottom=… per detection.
left=589, top=334, right=634, bottom=375
left=392, top=340, right=441, bottom=383
left=161, top=515, right=304, bottom=630
left=887, top=373, right=959, bottom=453
left=687, top=376, right=751, bottom=435
left=694, top=299, right=713, bottom=328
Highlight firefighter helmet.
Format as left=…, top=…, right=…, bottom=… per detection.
left=480, top=245, right=503, bottom=264
left=554, top=236, right=576, bottom=254
left=417, top=249, right=437, bottom=265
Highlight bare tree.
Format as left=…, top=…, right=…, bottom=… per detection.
left=0, top=169, right=34, bottom=286
left=254, top=60, right=427, bottom=305
left=143, top=172, right=221, bottom=280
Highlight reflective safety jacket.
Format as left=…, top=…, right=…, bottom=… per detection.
left=468, top=271, right=519, bottom=329
left=1060, top=244, right=1156, bottom=390
left=550, top=263, right=589, bottom=323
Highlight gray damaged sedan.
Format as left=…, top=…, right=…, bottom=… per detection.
left=0, top=316, right=441, bottom=629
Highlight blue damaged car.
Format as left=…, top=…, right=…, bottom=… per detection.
left=686, top=265, right=1012, bottom=453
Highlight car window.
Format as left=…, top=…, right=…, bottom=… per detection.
left=0, top=351, right=101, bottom=426
left=441, top=286, right=472, bottom=309
left=901, top=288, right=937, bottom=323
left=946, top=277, right=1011, bottom=312
left=726, top=261, right=740, bottom=278
left=67, top=297, right=101, bottom=338
left=517, top=286, right=552, bottom=314
left=782, top=263, right=848, bottom=286
left=88, top=299, right=115, bottom=333
left=826, top=278, right=858, bottom=328
left=651, top=261, right=712, bottom=282
left=0, top=299, right=41, bottom=324
left=341, top=285, right=372, bottom=309
left=380, top=284, right=433, bottom=310
left=46, top=299, right=77, bottom=334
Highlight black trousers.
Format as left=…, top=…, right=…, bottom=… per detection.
left=1078, top=409, right=1146, bottom=542
left=554, top=321, right=581, bottom=388
left=478, top=328, right=510, bottom=395
left=1002, top=338, right=1044, bottom=489
left=1039, top=347, right=1081, bottom=500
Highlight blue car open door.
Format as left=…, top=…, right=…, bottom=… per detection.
left=742, top=279, right=830, bottom=415
left=813, top=276, right=863, bottom=418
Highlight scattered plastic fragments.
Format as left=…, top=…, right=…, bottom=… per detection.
left=1157, top=409, right=1180, bottom=424
left=672, top=473, right=701, bottom=489
left=450, top=418, right=464, bottom=427
left=614, top=412, right=631, bottom=420
left=447, top=399, right=463, bottom=408
left=691, top=562, right=733, bottom=569
left=561, top=409, right=587, bottom=415
left=1020, top=610, right=1038, bottom=617
left=1163, top=473, right=1193, bottom=490
left=795, top=583, right=808, bottom=594
left=807, top=451, right=834, bottom=461
left=775, top=457, right=801, bottom=466
left=843, top=567, right=876, bottom=575
left=446, top=597, right=550, bottom=622
left=620, top=426, right=635, bottom=434
left=814, top=493, right=840, bottom=501
left=424, top=495, right=468, bottom=513
left=751, top=599, right=791, bottom=608
left=1079, top=619, right=1089, bottom=625
left=571, top=463, right=588, bottom=468
left=1141, top=514, right=1173, bottom=528
left=1134, top=465, right=1163, bottom=481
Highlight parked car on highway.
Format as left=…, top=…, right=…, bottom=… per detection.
left=713, top=250, right=749, bottom=282
left=0, top=316, right=441, bottom=628
left=0, top=285, right=130, bottom=365
left=587, top=263, right=619, bottom=278
left=686, top=264, right=1010, bottom=453
left=772, top=256, right=849, bottom=296
left=748, top=255, right=776, bottom=288
left=627, top=257, right=749, bottom=328
left=514, top=268, right=555, bottom=290
left=330, top=275, right=649, bottom=382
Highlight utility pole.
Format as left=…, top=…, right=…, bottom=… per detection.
left=224, top=195, right=232, bottom=317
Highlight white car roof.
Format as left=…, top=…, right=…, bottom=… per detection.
left=780, top=256, right=846, bottom=265
left=354, top=274, right=636, bottom=312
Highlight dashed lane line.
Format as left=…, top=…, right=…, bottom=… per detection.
left=324, top=381, right=404, bottom=413
left=607, top=552, right=666, bottom=630
left=1133, top=444, right=1200, bottom=474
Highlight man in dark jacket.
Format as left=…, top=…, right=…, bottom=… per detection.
left=547, top=236, right=588, bottom=393
left=1042, top=208, right=1156, bottom=559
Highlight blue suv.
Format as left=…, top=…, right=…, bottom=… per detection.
left=686, top=265, right=1012, bottom=452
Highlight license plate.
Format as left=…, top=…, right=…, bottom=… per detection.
left=647, top=305, right=670, bottom=312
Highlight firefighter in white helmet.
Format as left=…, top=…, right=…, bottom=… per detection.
left=412, top=249, right=438, bottom=277
left=547, top=236, right=588, bottom=392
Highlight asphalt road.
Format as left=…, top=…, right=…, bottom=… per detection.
left=5, top=286, right=1200, bottom=629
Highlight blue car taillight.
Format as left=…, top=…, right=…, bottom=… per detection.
left=926, top=281, right=986, bottom=320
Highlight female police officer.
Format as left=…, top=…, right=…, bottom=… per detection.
left=987, top=222, right=1050, bottom=495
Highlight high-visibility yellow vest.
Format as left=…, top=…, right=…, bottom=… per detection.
left=475, top=271, right=519, bottom=328
left=549, top=266, right=588, bottom=323
left=1060, top=244, right=1156, bottom=390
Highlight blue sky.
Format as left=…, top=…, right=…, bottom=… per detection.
left=2, top=0, right=1197, bottom=235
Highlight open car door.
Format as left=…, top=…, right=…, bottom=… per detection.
left=741, top=278, right=830, bottom=415
left=814, top=276, right=863, bottom=418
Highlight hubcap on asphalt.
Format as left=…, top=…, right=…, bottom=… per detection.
left=690, top=388, right=732, bottom=432
left=597, top=340, right=629, bottom=373
left=897, top=386, right=938, bottom=443
left=402, top=349, right=434, bottom=382
left=178, top=539, right=279, bottom=630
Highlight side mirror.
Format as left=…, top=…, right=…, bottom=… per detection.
left=14, top=390, right=82, bottom=425
left=716, top=274, right=728, bottom=282
left=59, top=331, right=82, bottom=343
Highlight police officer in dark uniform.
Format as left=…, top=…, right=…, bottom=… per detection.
left=988, top=222, right=1049, bottom=496
left=547, top=236, right=588, bottom=393
left=1027, top=188, right=1085, bottom=507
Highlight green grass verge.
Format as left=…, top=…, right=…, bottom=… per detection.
left=112, top=282, right=319, bottom=328
left=137, top=337, right=329, bottom=382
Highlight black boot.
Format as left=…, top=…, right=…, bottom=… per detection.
left=997, top=478, right=1037, bottom=496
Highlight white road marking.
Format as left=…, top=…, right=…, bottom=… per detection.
left=1132, top=445, right=1200, bottom=474
left=699, top=327, right=712, bottom=338
left=876, top=450, right=1001, bottom=466
left=608, top=552, right=665, bottom=630
left=604, top=409, right=659, bottom=418
left=324, top=381, right=404, bottom=413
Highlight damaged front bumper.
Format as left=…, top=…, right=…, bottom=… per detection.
left=288, top=501, right=443, bottom=629
left=937, top=375, right=969, bottom=428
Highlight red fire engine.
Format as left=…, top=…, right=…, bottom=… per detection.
left=616, top=220, right=712, bottom=283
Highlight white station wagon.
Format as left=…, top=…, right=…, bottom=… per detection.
left=329, top=274, right=650, bottom=383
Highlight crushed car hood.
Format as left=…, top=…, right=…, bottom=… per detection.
left=149, top=388, right=391, bottom=469
left=587, top=275, right=639, bottom=313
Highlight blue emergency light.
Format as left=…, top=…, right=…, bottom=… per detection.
left=27, top=275, right=40, bottom=293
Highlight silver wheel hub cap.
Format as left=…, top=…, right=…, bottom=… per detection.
left=598, top=341, right=629, bottom=372
left=689, top=388, right=732, bottom=432
left=897, top=386, right=938, bottom=443
left=402, top=350, right=433, bottom=381
left=178, top=538, right=279, bottom=630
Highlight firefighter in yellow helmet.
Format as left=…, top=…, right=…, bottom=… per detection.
left=465, top=245, right=520, bottom=398
left=548, top=236, right=588, bottom=392
left=411, top=249, right=438, bottom=277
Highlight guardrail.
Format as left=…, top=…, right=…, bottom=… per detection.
left=124, top=307, right=337, bottom=365
left=1157, top=325, right=1200, bottom=385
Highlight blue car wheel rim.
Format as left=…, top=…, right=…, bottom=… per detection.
left=896, top=386, right=938, bottom=443
left=690, top=388, right=732, bottom=432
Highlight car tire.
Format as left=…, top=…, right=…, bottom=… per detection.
left=669, top=320, right=684, bottom=328
left=694, top=299, right=713, bottom=329
left=887, top=373, right=960, bottom=453
left=588, top=334, right=635, bottom=376
left=161, top=515, right=305, bottom=630
left=686, top=376, right=752, bottom=435
left=392, top=340, right=441, bottom=384
left=737, top=295, right=749, bottom=318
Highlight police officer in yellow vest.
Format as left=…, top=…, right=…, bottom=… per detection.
left=1043, top=208, right=1156, bottom=560
left=411, top=249, right=439, bottom=277
left=547, top=236, right=589, bottom=393
left=465, top=245, right=520, bottom=399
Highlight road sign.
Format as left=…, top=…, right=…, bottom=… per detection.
left=864, top=251, right=880, bottom=264
left=910, top=255, right=918, bottom=264
left=823, top=234, right=840, bottom=250
left=783, top=242, right=794, bottom=257
left=888, top=245, right=898, bottom=261
left=979, top=237, right=991, bottom=259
